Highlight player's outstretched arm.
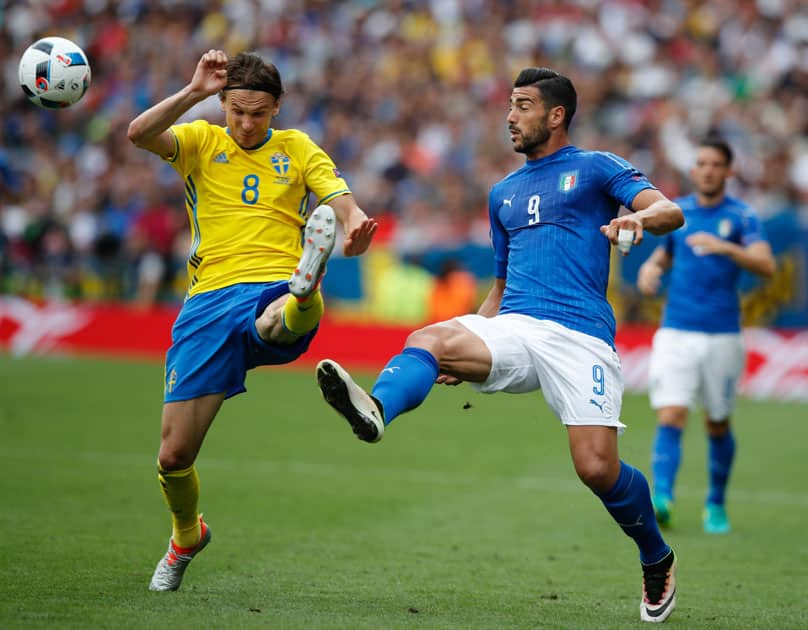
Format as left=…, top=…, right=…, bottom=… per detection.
left=329, top=194, right=378, bottom=257
left=686, top=234, right=776, bottom=278
left=127, top=49, right=228, bottom=158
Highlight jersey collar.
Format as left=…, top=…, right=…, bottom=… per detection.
left=525, top=144, right=576, bottom=165
left=226, top=128, right=273, bottom=150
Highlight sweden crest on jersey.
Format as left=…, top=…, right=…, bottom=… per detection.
left=271, top=152, right=291, bottom=185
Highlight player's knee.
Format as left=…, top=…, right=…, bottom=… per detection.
left=574, top=458, right=614, bottom=493
left=705, top=418, right=730, bottom=437
left=405, top=324, right=451, bottom=357
left=658, top=406, right=688, bottom=428
left=255, top=307, right=281, bottom=340
left=158, top=445, right=195, bottom=472
left=406, top=320, right=470, bottom=359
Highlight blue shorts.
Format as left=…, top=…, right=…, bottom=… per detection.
left=164, top=281, right=317, bottom=402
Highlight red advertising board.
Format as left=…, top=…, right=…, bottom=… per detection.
left=1, top=297, right=806, bottom=401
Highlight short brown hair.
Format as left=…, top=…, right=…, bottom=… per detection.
left=219, top=52, right=284, bottom=100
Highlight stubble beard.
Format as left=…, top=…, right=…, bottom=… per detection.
left=698, top=180, right=726, bottom=203
left=513, top=121, right=551, bottom=156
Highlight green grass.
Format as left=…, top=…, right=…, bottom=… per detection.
left=0, top=353, right=805, bottom=629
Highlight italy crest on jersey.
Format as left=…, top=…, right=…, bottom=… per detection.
left=718, top=218, right=732, bottom=238
left=559, top=171, right=578, bottom=192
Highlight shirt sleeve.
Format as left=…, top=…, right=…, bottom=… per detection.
left=595, top=151, right=657, bottom=210
left=488, top=186, right=509, bottom=279
left=163, top=120, right=206, bottom=176
left=300, top=133, right=351, bottom=205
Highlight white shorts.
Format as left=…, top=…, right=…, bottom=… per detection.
left=455, top=314, right=626, bottom=431
left=648, top=328, right=745, bottom=419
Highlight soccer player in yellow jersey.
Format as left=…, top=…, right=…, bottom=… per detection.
left=127, top=49, right=377, bottom=591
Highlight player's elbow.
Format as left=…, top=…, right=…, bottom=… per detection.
left=645, top=201, right=684, bottom=235
left=672, top=204, right=684, bottom=229
left=665, top=202, right=684, bottom=231
left=127, top=120, right=145, bottom=147
left=758, top=256, right=776, bottom=279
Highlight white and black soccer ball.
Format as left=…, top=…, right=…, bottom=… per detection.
left=18, top=36, right=91, bottom=109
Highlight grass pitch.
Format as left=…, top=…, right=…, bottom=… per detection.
left=0, top=353, right=806, bottom=629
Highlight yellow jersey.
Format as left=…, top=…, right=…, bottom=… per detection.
left=165, top=120, right=350, bottom=296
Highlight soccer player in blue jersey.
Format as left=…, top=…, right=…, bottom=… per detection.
left=127, top=49, right=377, bottom=591
left=637, top=135, right=775, bottom=535
left=316, top=68, right=684, bottom=623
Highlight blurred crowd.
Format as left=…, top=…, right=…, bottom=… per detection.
left=1, top=0, right=807, bottom=306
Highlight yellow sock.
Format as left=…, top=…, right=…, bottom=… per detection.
left=282, top=289, right=324, bottom=335
left=158, top=463, right=201, bottom=549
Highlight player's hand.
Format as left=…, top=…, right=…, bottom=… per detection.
left=637, top=262, right=663, bottom=296
left=189, top=50, right=228, bottom=98
left=686, top=232, right=727, bottom=256
left=600, top=215, right=644, bottom=256
left=342, top=218, right=378, bottom=257
left=436, top=373, right=463, bottom=386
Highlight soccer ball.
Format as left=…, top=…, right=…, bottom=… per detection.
left=18, top=37, right=91, bottom=109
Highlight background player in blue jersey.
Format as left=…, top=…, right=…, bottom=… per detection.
left=128, top=50, right=377, bottom=591
left=637, top=135, right=775, bottom=534
left=316, top=68, right=684, bottom=623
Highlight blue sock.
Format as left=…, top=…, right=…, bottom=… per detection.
left=707, top=431, right=735, bottom=506
left=651, top=425, right=683, bottom=500
left=597, top=461, right=670, bottom=565
left=371, top=347, right=439, bottom=425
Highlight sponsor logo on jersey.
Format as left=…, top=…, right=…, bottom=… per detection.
left=559, top=171, right=578, bottom=192
left=212, top=151, right=229, bottom=164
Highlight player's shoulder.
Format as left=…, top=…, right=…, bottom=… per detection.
left=586, top=148, right=636, bottom=170
left=491, top=162, right=528, bottom=192
left=271, top=127, right=316, bottom=148
left=722, top=194, right=756, bottom=216
left=674, top=193, right=699, bottom=211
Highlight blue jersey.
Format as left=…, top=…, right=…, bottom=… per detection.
left=489, top=145, right=654, bottom=347
left=661, top=194, right=764, bottom=334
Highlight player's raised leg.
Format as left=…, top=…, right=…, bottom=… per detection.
left=316, top=320, right=489, bottom=443
left=317, top=345, right=441, bottom=442
left=289, top=204, right=337, bottom=299
left=316, top=359, right=387, bottom=442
